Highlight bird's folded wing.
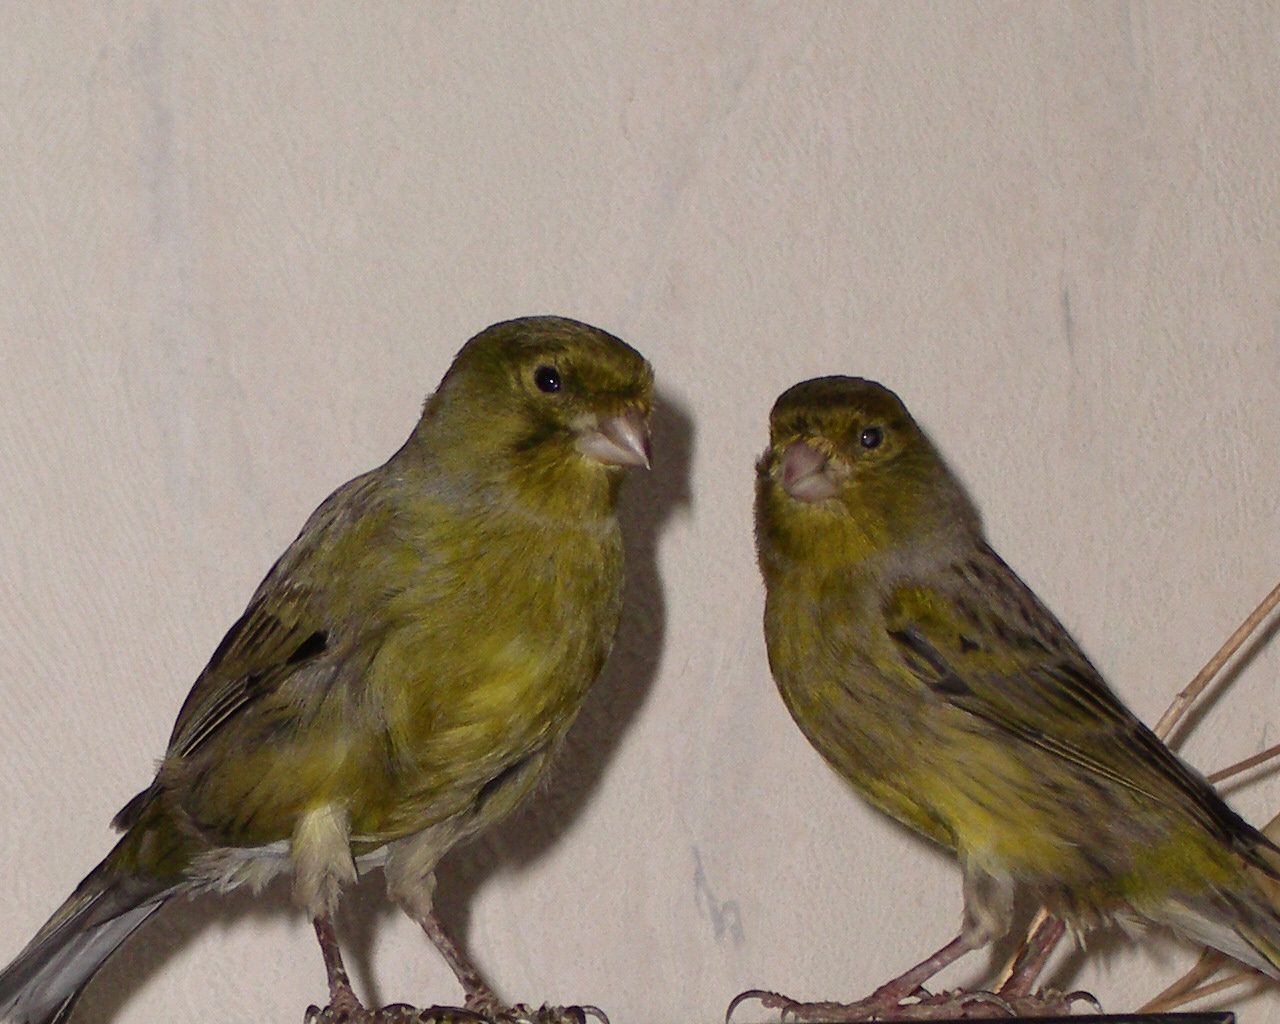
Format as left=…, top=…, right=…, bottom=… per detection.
left=882, top=547, right=1274, bottom=868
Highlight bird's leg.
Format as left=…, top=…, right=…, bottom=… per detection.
left=411, top=904, right=505, bottom=1015
left=385, top=839, right=603, bottom=1024
left=857, top=931, right=981, bottom=1010
left=294, top=806, right=369, bottom=1021
left=996, top=915, right=1065, bottom=999
left=403, top=899, right=610, bottom=1024
left=728, top=932, right=981, bottom=1023
left=384, top=838, right=504, bottom=1015
left=313, top=913, right=370, bottom=1021
left=992, top=917, right=1098, bottom=1017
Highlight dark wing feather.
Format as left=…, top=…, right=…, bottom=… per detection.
left=166, top=586, right=331, bottom=759
left=163, top=471, right=393, bottom=763
left=884, top=543, right=1277, bottom=871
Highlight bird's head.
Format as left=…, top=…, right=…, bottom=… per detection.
left=418, top=316, right=653, bottom=520
left=755, top=376, right=979, bottom=569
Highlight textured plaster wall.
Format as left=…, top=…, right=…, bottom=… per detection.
left=2, top=3, right=1280, bottom=1022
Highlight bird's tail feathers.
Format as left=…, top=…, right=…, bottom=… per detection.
left=1157, top=885, right=1280, bottom=981
left=0, top=851, right=176, bottom=1024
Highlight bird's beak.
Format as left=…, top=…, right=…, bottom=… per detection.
left=781, top=441, right=839, bottom=502
left=575, top=408, right=652, bottom=469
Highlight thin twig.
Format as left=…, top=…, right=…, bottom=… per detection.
left=1139, top=950, right=1225, bottom=1013
left=1140, top=968, right=1259, bottom=1014
left=1209, top=741, right=1280, bottom=785
left=1154, top=579, right=1280, bottom=742
left=1141, top=577, right=1280, bottom=1015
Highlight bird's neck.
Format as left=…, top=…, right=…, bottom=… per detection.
left=393, top=440, right=622, bottom=540
left=757, top=484, right=978, bottom=593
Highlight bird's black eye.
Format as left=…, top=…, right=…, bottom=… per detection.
left=533, top=365, right=562, bottom=394
left=860, top=425, right=883, bottom=450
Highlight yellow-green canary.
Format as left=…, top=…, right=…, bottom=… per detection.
left=0, top=316, right=653, bottom=1024
left=754, top=375, right=1280, bottom=995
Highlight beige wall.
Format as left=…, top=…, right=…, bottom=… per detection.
left=2, top=3, right=1280, bottom=1021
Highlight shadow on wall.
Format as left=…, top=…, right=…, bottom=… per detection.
left=70, top=388, right=695, bottom=1021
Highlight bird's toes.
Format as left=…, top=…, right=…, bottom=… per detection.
left=303, top=997, right=378, bottom=1024
left=991, top=987, right=1100, bottom=1018
left=726, top=988, right=882, bottom=1023
left=486, top=1002, right=608, bottom=1024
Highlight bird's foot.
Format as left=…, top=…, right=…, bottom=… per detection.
left=725, top=985, right=1099, bottom=1022
left=304, top=1002, right=493, bottom=1024
left=420, top=981, right=602, bottom=1024
left=304, top=973, right=381, bottom=1024
left=481, top=998, right=609, bottom=1024
left=888, top=986, right=1099, bottom=1019
left=303, top=999, right=609, bottom=1024
left=304, top=995, right=377, bottom=1024
left=727, top=988, right=896, bottom=1023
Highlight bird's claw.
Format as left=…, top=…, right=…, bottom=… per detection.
left=305, top=1001, right=492, bottom=1024
left=302, top=1001, right=609, bottom=1024
left=724, top=985, right=1100, bottom=1022
left=726, top=989, right=795, bottom=1024
left=726, top=989, right=886, bottom=1023
left=486, top=1003, right=610, bottom=1024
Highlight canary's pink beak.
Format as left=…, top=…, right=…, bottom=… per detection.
left=781, top=441, right=839, bottom=502
left=576, top=408, right=651, bottom=469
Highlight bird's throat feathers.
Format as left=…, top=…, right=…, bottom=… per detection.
left=756, top=442, right=981, bottom=582
left=395, top=386, right=630, bottom=531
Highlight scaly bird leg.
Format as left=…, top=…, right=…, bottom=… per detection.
left=727, top=932, right=981, bottom=1023
left=996, top=915, right=1066, bottom=999
left=313, top=914, right=371, bottom=1022
left=385, top=841, right=505, bottom=1015
left=386, top=845, right=605, bottom=1024
left=410, top=904, right=505, bottom=1015
left=404, top=904, right=610, bottom=1024
left=864, top=932, right=981, bottom=1007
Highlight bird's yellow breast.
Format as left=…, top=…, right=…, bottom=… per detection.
left=347, top=510, right=624, bottom=840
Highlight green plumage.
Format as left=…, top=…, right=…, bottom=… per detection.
left=755, top=375, right=1280, bottom=977
left=0, top=316, right=653, bottom=1024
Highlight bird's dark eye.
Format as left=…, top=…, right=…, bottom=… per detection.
left=533, top=366, right=562, bottom=394
left=860, top=425, right=883, bottom=450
